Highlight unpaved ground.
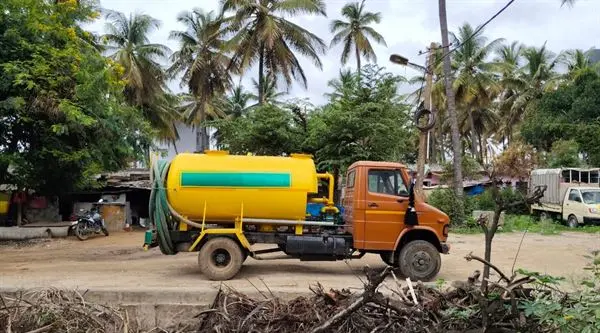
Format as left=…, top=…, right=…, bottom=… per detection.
left=1, top=231, right=599, bottom=295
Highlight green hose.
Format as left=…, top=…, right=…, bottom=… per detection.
left=149, top=160, right=177, bottom=255
left=149, top=159, right=206, bottom=254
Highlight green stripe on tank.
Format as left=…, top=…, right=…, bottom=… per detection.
left=181, top=172, right=291, bottom=187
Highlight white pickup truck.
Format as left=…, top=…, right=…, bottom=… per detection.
left=529, top=168, right=600, bottom=227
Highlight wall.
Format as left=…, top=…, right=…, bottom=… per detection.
left=153, top=122, right=216, bottom=161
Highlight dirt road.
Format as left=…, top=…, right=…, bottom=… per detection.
left=1, top=231, right=598, bottom=295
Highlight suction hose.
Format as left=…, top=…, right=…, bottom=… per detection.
left=149, top=159, right=206, bottom=255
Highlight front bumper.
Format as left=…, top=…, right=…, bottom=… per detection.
left=583, top=217, right=600, bottom=225
left=441, top=242, right=450, bottom=254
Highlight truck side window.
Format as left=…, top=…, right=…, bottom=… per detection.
left=568, top=189, right=582, bottom=202
left=346, top=170, right=355, bottom=188
left=368, top=170, right=408, bottom=196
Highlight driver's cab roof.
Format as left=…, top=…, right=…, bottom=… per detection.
left=348, top=161, right=406, bottom=170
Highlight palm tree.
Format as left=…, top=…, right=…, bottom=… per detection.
left=324, top=68, right=356, bottom=100
left=564, top=49, right=598, bottom=79
left=102, top=10, right=170, bottom=107
left=494, top=41, right=524, bottom=144
left=329, top=0, right=387, bottom=71
left=220, top=0, right=327, bottom=105
left=250, top=76, right=287, bottom=107
left=451, top=23, right=504, bottom=161
left=222, top=84, right=253, bottom=119
left=169, top=9, right=234, bottom=152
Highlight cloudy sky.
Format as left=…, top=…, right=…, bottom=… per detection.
left=87, top=0, right=599, bottom=106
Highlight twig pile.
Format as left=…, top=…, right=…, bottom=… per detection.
left=197, top=264, right=550, bottom=333
left=0, top=288, right=131, bottom=333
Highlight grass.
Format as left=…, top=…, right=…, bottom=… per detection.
left=451, top=214, right=600, bottom=235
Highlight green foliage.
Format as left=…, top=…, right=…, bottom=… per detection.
left=214, top=104, right=304, bottom=156
left=440, top=155, right=481, bottom=184
left=0, top=0, right=152, bottom=195
left=519, top=252, right=600, bottom=333
left=521, top=69, right=600, bottom=165
left=546, top=139, right=582, bottom=168
left=427, top=189, right=474, bottom=226
left=308, top=65, right=416, bottom=174
left=472, top=188, right=529, bottom=215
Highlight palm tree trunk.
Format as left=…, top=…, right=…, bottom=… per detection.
left=478, top=131, right=484, bottom=163
left=438, top=0, right=464, bottom=201
left=355, top=45, right=361, bottom=72
left=258, top=45, right=266, bottom=105
left=467, top=106, right=478, bottom=159
left=171, top=139, right=179, bottom=154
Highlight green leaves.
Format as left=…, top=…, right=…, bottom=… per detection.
left=0, top=0, right=152, bottom=195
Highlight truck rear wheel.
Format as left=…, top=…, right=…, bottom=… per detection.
left=198, top=237, right=244, bottom=281
left=397, top=240, right=441, bottom=282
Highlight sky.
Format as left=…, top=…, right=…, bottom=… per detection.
left=87, top=0, right=600, bottom=106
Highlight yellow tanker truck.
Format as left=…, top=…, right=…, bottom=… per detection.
left=144, top=151, right=450, bottom=281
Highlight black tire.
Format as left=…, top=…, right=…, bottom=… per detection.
left=567, top=215, right=578, bottom=228
left=380, top=252, right=397, bottom=267
left=74, top=223, right=89, bottom=241
left=198, top=237, right=244, bottom=281
left=397, top=240, right=441, bottom=282
left=101, top=227, right=109, bottom=236
left=539, top=211, right=550, bottom=221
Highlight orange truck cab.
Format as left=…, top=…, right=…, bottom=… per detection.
left=343, top=161, right=450, bottom=280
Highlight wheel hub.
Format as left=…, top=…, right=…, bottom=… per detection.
left=412, top=251, right=432, bottom=272
left=212, top=249, right=231, bottom=267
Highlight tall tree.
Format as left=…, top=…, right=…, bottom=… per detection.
left=494, top=41, right=523, bottom=144
left=250, top=76, right=287, bottom=107
left=329, top=0, right=387, bottom=71
left=451, top=23, right=503, bottom=161
left=221, top=0, right=327, bottom=105
left=565, top=49, right=597, bottom=79
left=1, top=0, right=152, bottom=195
left=438, top=0, right=464, bottom=204
left=101, top=10, right=177, bottom=141
left=169, top=9, right=234, bottom=152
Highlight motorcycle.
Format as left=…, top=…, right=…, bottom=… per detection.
left=73, top=199, right=109, bottom=240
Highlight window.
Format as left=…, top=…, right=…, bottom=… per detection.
left=568, top=189, right=582, bottom=202
left=368, top=169, right=408, bottom=196
left=346, top=170, right=356, bottom=188
left=591, top=170, right=599, bottom=184
left=581, top=171, right=589, bottom=183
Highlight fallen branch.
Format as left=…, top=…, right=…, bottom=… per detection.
left=465, top=252, right=510, bottom=282
left=310, top=266, right=392, bottom=333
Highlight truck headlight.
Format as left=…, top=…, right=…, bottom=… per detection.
left=589, top=208, right=600, bottom=214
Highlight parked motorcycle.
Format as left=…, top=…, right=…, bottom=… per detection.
left=74, top=199, right=109, bottom=240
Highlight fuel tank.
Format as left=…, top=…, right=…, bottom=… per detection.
left=165, top=151, right=318, bottom=221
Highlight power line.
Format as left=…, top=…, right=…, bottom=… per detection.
left=436, top=0, right=517, bottom=66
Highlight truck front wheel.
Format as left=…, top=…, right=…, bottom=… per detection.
left=397, top=240, right=441, bottom=282
left=198, top=237, right=244, bottom=281
left=567, top=215, right=579, bottom=228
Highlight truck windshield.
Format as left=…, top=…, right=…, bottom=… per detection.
left=581, top=190, right=600, bottom=204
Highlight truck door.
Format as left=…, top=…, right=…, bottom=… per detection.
left=565, top=189, right=585, bottom=222
left=363, top=168, right=409, bottom=250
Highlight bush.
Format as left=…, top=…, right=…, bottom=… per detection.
left=471, top=187, right=529, bottom=215
left=427, top=189, right=474, bottom=226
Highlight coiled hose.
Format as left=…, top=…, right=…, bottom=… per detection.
left=149, top=160, right=206, bottom=255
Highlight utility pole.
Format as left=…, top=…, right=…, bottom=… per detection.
left=414, top=42, right=438, bottom=198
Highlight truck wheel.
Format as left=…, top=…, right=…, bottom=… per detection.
left=567, top=215, right=578, bottom=228
left=397, top=240, right=441, bottom=282
left=198, top=237, right=244, bottom=281
left=539, top=212, right=551, bottom=221
left=380, top=252, right=397, bottom=267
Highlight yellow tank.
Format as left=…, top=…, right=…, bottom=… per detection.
left=166, top=151, right=318, bottom=221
